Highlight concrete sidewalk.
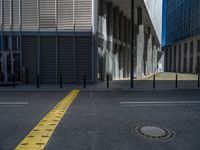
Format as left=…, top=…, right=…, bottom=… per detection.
left=0, top=73, right=199, bottom=91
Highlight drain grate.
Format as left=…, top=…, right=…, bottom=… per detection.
left=134, top=125, right=175, bottom=141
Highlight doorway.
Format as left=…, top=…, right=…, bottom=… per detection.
left=0, top=52, right=21, bottom=83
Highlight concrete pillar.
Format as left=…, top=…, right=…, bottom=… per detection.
left=108, top=2, right=114, bottom=80
left=167, top=47, right=170, bottom=72
left=152, top=47, right=157, bottom=73
left=193, top=39, right=198, bottom=73
left=180, top=43, right=185, bottom=72
left=171, top=46, right=174, bottom=72
left=147, top=34, right=152, bottom=75
left=119, top=48, right=123, bottom=79
left=176, top=45, right=179, bottom=72
left=186, top=41, right=190, bottom=72
left=178, top=44, right=181, bottom=72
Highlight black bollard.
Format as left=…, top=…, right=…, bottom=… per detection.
left=198, top=74, right=200, bottom=88
left=13, top=74, right=15, bottom=88
left=153, top=74, right=156, bottom=89
left=60, top=74, right=63, bottom=88
left=175, top=74, right=178, bottom=88
left=37, top=74, right=40, bottom=88
left=83, top=74, right=86, bottom=88
left=107, top=74, right=109, bottom=89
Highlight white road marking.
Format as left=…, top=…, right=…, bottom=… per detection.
left=0, top=102, right=28, bottom=105
left=120, top=101, right=200, bottom=104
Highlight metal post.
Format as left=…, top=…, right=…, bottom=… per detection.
left=198, top=74, right=200, bottom=88
left=13, top=74, right=15, bottom=88
left=60, top=74, right=63, bottom=88
left=130, top=0, right=135, bottom=88
left=37, top=74, right=40, bottom=88
left=107, top=74, right=109, bottom=89
left=175, top=74, right=178, bottom=88
left=153, top=74, right=156, bottom=89
left=83, top=74, right=86, bottom=88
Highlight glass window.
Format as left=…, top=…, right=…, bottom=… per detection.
left=13, top=36, right=20, bottom=50
left=4, top=36, right=12, bottom=50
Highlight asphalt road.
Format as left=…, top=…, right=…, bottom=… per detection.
left=0, top=90, right=200, bottom=150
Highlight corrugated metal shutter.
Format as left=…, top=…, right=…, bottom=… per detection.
left=40, top=0, right=56, bottom=30
left=22, top=36, right=38, bottom=83
left=75, top=36, right=92, bottom=82
left=40, top=36, right=56, bottom=83
left=22, top=0, right=38, bottom=31
left=75, top=0, right=92, bottom=31
left=3, top=0, right=11, bottom=31
left=58, top=36, right=75, bottom=82
left=57, top=0, right=73, bottom=31
left=13, top=0, right=20, bottom=31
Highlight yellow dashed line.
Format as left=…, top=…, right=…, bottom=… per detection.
left=15, top=90, right=80, bottom=150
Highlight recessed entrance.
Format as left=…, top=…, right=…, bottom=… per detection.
left=0, top=52, right=21, bottom=84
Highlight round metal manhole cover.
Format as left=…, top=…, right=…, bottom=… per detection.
left=134, top=125, right=175, bottom=141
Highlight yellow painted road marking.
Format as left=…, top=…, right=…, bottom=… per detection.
left=15, top=90, right=80, bottom=150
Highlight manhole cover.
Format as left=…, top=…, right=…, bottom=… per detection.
left=134, top=125, right=175, bottom=141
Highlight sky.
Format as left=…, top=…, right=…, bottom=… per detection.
left=162, top=0, right=167, bottom=47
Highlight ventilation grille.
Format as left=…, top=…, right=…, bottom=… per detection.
left=57, top=0, right=73, bottom=31
left=75, top=0, right=92, bottom=31
left=22, top=0, right=38, bottom=31
left=3, top=0, right=10, bottom=31
left=13, top=0, right=20, bottom=31
left=40, top=0, right=56, bottom=30
left=2, top=0, right=92, bottom=32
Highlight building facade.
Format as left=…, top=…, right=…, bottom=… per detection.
left=144, top=0, right=163, bottom=43
left=163, top=0, right=200, bottom=73
left=0, top=0, right=161, bottom=84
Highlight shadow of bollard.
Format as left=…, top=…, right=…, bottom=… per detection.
left=60, top=74, right=63, bottom=89
left=13, top=74, right=15, bottom=88
left=83, top=74, right=86, bottom=88
left=175, top=74, right=178, bottom=88
left=37, top=74, right=40, bottom=88
left=107, top=74, right=109, bottom=89
left=153, top=74, right=156, bottom=89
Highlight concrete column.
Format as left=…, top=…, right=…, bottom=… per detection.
left=176, top=45, right=179, bottom=72
left=167, top=47, right=170, bottom=72
left=180, top=43, right=185, bottom=72
left=171, top=46, right=174, bottom=72
left=152, top=47, right=157, bottom=73
left=178, top=44, right=181, bottom=72
left=116, top=7, right=120, bottom=49
left=193, top=39, right=198, bottom=73
left=186, top=41, right=190, bottom=72
left=108, top=2, right=114, bottom=80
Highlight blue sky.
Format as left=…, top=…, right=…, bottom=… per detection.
left=162, top=0, right=167, bottom=47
